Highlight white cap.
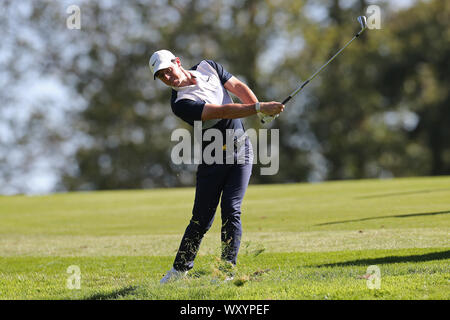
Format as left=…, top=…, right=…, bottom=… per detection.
left=149, top=49, right=176, bottom=79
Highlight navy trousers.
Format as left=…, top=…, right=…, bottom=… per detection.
left=173, top=162, right=252, bottom=271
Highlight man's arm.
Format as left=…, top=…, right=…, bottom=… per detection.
left=201, top=103, right=256, bottom=121
left=201, top=75, right=284, bottom=121
left=201, top=102, right=284, bottom=121
left=223, top=76, right=258, bottom=104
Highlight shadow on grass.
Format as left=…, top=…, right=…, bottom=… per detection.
left=315, top=210, right=450, bottom=226
left=355, top=188, right=450, bottom=199
left=315, top=250, right=450, bottom=268
left=84, top=285, right=139, bottom=300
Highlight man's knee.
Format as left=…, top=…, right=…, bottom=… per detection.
left=221, top=201, right=242, bottom=217
left=188, top=217, right=214, bottom=235
left=221, top=214, right=242, bottom=233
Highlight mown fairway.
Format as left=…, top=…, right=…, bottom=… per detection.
left=0, top=176, right=449, bottom=299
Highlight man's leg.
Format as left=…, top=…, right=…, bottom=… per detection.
left=220, top=163, right=252, bottom=265
left=173, top=164, right=227, bottom=271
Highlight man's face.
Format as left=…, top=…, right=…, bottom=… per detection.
left=155, top=59, right=183, bottom=87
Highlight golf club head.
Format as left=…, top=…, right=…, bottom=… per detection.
left=357, top=16, right=367, bottom=31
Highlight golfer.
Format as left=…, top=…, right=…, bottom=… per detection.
left=149, top=49, right=284, bottom=283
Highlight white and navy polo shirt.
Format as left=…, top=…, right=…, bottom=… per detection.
left=171, top=60, right=250, bottom=155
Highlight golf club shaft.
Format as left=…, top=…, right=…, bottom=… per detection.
left=282, top=27, right=366, bottom=105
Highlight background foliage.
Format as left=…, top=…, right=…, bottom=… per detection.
left=1, top=0, right=449, bottom=194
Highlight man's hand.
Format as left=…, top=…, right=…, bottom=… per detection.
left=259, top=102, right=285, bottom=116
left=257, top=101, right=284, bottom=124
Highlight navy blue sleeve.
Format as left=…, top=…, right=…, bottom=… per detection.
left=171, top=90, right=205, bottom=126
left=205, top=60, right=233, bottom=85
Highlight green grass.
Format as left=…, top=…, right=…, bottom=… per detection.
left=0, top=176, right=449, bottom=299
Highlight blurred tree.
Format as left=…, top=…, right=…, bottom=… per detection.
left=276, top=0, right=448, bottom=180
left=380, top=0, right=450, bottom=175
left=0, top=0, right=448, bottom=194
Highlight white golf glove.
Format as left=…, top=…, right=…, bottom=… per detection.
left=255, top=102, right=279, bottom=125
left=259, top=114, right=279, bottom=124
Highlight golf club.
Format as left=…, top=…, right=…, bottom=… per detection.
left=260, top=16, right=367, bottom=123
